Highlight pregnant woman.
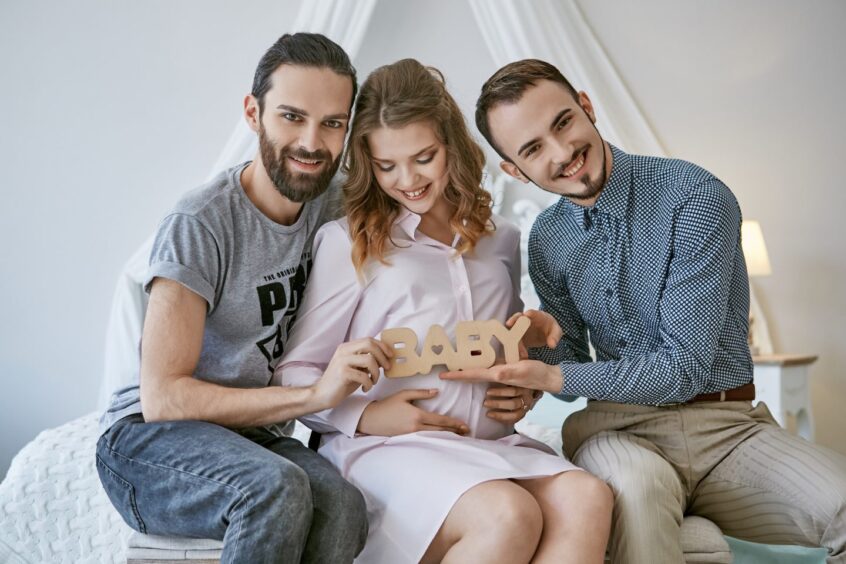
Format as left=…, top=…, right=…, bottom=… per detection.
left=275, top=59, right=612, bottom=564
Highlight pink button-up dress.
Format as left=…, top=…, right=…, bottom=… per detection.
left=276, top=210, right=579, bottom=563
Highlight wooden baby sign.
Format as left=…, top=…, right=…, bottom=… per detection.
left=381, top=317, right=530, bottom=378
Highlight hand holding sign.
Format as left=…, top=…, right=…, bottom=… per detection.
left=380, top=317, right=531, bottom=378
left=505, top=309, right=563, bottom=349
left=435, top=312, right=565, bottom=394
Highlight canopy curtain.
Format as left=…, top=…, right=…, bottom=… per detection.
left=98, top=0, right=377, bottom=408
left=468, top=0, right=663, bottom=156
left=207, top=0, right=377, bottom=179
left=468, top=0, right=771, bottom=354
left=101, top=0, right=771, bottom=408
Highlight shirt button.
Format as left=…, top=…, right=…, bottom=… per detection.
left=459, top=285, right=467, bottom=293
left=618, top=338, right=627, bottom=348
left=605, top=288, right=613, bottom=297
left=603, top=234, right=609, bottom=243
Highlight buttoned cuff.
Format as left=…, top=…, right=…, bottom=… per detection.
left=551, top=363, right=577, bottom=402
left=324, top=394, right=374, bottom=438
left=557, top=361, right=606, bottom=401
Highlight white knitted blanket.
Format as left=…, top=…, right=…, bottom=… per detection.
left=0, top=413, right=130, bottom=564
left=0, top=413, right=560, bottom=563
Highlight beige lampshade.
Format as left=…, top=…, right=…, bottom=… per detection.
left=741, top=220, right=772, bottom=277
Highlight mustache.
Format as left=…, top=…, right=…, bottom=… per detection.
left=553, top=147, right=586, bottom=179
left=282, top=146, right=331, bottom=163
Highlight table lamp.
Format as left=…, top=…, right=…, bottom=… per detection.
left=741, top=220, right=772, bottom=355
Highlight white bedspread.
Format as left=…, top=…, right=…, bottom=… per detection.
left=0, top=412, right=560, bottom=563
left=0, top=413, right=130, bottom=563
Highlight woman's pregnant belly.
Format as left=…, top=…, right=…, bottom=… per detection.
left=373, top=370, right=514, bottom=440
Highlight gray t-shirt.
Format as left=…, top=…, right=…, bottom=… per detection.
left=100, top=162, right=343, bottom=433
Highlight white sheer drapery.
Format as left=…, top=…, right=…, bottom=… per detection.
left=207, top=0, right=377, bottom=180
left=98, top=0, right=377, bottom=409
left=101, top=1, right=771, bottom=408
left=468, top=0, right=668, bottom=313
left=468, top=0, right=663, bottom=156
left=468, top=0, right=771, bottom=354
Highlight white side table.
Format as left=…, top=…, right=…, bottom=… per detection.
left=753, top=354, right=817, bottom=441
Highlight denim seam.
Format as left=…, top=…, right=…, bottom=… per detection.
left=103, top=441, right=251, bottom=498
left=228, top=498, right=245, bottom=564
left=103, top=441, right=250, bottom=560
left=96, top=454, right=147, bottom=534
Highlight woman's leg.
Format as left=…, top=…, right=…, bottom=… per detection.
left=516, top=471, right=613, bottom=564
left=421, top=479, right=543, bottom=564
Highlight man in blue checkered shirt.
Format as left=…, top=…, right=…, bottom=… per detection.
left=442, top=59, right=846, bottom=563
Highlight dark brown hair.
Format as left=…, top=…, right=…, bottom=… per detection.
left=475, top=59, right=578, bottom=160
left=252, top=33, right=357, bottom=114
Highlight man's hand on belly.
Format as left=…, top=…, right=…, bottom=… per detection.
left=484, top=385, right=540, bottom=424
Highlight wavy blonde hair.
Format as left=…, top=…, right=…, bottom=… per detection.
left=344, top=58, right=493, bottom=275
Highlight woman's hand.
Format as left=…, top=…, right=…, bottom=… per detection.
left=484, top=384, right=542, bottom=424
left=357, top=389, right=469, bottom=437
left=312, top=337, right=393, bottom=410
left=506, top=309, right=562, bottom=350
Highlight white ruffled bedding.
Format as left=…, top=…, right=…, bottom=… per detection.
left=0, top=412, right=561, bottom=563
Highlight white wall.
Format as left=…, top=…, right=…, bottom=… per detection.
left=1, top=0, right=844, bottom=479
left=0, top=0, right=301, bottom=478
left=354, top=0, right=846, bottom=455
left=576, top=0, right=846, bottom=454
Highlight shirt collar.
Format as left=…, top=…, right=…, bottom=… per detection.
left=395, top=207, right=423, bottom=240
left=561, top=143, right=632, bottom=229
left=394, top=206, right=462, bottom=248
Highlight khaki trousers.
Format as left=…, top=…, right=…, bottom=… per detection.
left=563, top=400, right=846, bottom=564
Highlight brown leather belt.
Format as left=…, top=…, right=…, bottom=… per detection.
left=688, top=382, right=755, bottom=403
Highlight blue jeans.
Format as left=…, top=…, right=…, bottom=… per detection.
left=96, top=414, right=367, bottom=563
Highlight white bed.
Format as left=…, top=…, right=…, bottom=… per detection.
left=0, top=412, right=131, bottom=563
left=0, top=235, right=819, bottom=563
left=0, top=412, right=564, bottom=563
left=0, top=235, right=571, bottom=564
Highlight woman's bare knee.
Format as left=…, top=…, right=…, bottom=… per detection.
left=422, top=480, right=543, bottom=564
left=521, top=471, right=613, bottom=527
left=565, top=472, right=613, bottom=515
left=553, top=472, right=613, bottom=520
left=517, top=472, right=613, bottom=563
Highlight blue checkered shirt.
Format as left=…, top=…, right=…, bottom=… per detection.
left=528, top=144, right=753, bottom=405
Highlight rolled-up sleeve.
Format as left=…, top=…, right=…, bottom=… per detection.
left=144, top=213, right=221, bottom=310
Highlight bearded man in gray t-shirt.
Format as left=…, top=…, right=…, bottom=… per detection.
left=96, top=33, right=390, bottom=564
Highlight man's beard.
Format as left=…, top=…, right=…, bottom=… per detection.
left=520, top=142, right=607, bottom=202
left=258, top=124, right=341, bottom=203
left=556, top=145, right=607, bottom=201
left=522, top=113, right=608, bottom=201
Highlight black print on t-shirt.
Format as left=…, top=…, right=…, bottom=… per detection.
left=255, top=253, right=312, bottom=372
